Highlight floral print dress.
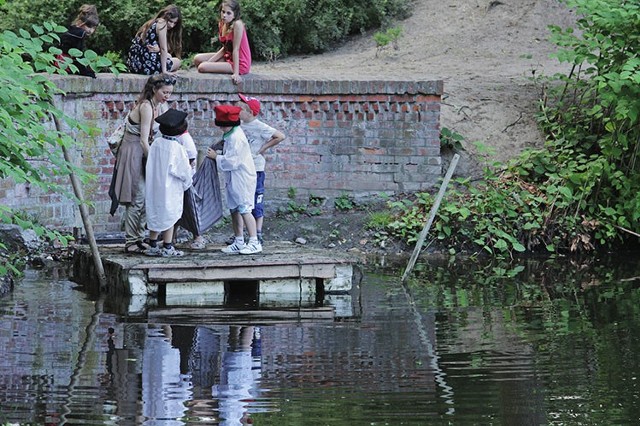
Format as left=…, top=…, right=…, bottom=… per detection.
left=126, top=21, right=174, bottom=75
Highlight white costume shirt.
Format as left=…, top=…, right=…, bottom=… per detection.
left=240, top=119, right=277, bottom=172
left=145, top=135, right=193, bottom=232
left=217, top=126, right=256, bottom=210
left=177, top=131, right=198, bottom=177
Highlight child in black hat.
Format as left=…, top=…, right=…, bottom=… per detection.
left=207, top=105, right=262, bottom=255
left=144, top=108, right=193, bottom=257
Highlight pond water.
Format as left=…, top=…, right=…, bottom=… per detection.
left=1, top=254, right=640, bottom=425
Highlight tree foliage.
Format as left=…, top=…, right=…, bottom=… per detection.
left=0, top=0, right=411, bottom=62
left=0, top=22, right=118, bottom=276
left=386, top=0, right=640, bottom=258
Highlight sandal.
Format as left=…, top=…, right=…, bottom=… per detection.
left=124, top=241, right=150, bottom=254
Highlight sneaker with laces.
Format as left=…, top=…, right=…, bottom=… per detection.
left=144, top=246, right=162, bottom=257
left=239, top=242, right=263, bottom=255
left=161, top=246, right=184, bottom=257
left=190, top=239, right=206, bottom=250
left=221, top=242, right=245, bottom=254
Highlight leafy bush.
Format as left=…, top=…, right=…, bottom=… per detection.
left=385, top=0, right=640, bottom=257
left=0, top=0, right=411, bottom=62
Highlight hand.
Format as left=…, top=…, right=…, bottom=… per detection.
left=146, top=44, right=160, bottom=53
left=206, top=147, right=218, bottom=160
left=232, top=73, right=242, bottom=85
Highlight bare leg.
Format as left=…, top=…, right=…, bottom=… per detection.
left=162, top=226, right=174, bottom=245
left=231, top=211, right=244, bottom=237
left=170, top=57, right=182, bottom=72
left=241, top=212, right=257, bottom=238
left=197, top=61, right=232, bottom=74
left=193, top=52, right=217, bottom=67
left=255, top=216, right=264, bottom=234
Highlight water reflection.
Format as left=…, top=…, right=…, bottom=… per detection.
left=1, top=256, right=640, bottom=425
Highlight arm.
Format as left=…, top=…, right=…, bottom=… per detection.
left=156, top=19, right=170, bottom=74
left=207, top=46, right=226, bottom=63
left=258, top=130, right=286, bottom=155
left=138, top=102, right=154, bottom=157
left=231, top=21, right=245, bottom=83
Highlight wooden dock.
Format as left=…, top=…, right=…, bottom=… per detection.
left=72, top=241, right=358, bottom=303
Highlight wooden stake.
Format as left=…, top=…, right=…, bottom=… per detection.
left=401, top=154, right=460, bottom=283
left=53, top=114, right=108, bottom=291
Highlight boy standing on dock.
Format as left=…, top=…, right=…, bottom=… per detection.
left=144, top=109, right=193, bottom=257
left=236, top=94, right=286, bottom=244
left=207, top=105, right=262, bottom=255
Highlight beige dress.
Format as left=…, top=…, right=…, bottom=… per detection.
left=114, top=109, right=161, bottom=204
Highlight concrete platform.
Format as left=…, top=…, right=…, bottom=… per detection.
left=71, top=241, right=357, bottom=302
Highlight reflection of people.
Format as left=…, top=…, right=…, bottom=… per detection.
left=208, top=105, right=261, bottom=255
left=193, top=0, right=251, bottom=84
left=112, top=74, right=173, bottom=254
left=142, top=325, right=190, bottom=422
left=127, top=5, right=183, bottom=75
left=212, top=326, right=260, bottom=426
left=106, top=327, right=115, bottom=377
left=144, top=109, right=193, bottom=257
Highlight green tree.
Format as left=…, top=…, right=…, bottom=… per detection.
left=0, top=22, right=118, bottom=276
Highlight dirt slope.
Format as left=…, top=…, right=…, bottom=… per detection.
left=251, top=0, right=577, bottom=177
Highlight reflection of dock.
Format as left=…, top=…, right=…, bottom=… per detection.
left=72, top=242, right=357, bottom=307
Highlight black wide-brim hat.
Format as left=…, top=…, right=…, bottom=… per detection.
left=155, top=108, right=188, bottom=136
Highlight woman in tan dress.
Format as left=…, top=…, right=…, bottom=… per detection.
left=114, top=73, right=175, bottom=253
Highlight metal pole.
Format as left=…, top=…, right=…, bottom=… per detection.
left=401, top=154, right=460, bottom=283
left=53, top=114, right=108, bottom=291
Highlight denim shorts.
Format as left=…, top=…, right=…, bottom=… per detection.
left=252, top=171, right=265, bottom=218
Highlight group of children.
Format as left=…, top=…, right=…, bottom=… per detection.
left=61, top=3, right=281, bottom=256
left=61, top=1, right=250, bottom=83
left=114, top=76, right=285, bottom=257
left=148, top=95, right=284, bottom=257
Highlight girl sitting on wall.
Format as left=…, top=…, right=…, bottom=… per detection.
left=193, top=0, right=251, bottom=85
left=127, top=5, right=183, bottom=75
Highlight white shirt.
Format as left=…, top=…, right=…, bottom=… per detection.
left=145, top=135, right=193, bottom=232
left=177, top=131, right=198, bottom=176
left=240, top=119, right=277, bottom=172
left=217, top=127, right=256, bottom=210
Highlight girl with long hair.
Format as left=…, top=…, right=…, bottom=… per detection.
left=127, top=5, right=183, bottom=75
left=193, top=0, right=251, bottom=84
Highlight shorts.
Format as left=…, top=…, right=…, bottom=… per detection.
left=230, top=204, right=253, bottom=215
left=252, top=171, right=265, bottom=219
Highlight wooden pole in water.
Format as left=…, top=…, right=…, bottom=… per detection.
left=52, top=114, right=108, bottom=291
left=401, top=153, right=460, bottom=283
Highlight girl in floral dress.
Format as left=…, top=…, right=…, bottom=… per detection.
left=127, top=5, right=183, bottom=75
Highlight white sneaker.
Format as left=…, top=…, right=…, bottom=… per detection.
left=144, top=246, right=162, bottom=257
left=161, top=246, right=184, bottom=257
left=239, top=242, right=263, bottom=255
left=221, top=242, right=245, bottom=254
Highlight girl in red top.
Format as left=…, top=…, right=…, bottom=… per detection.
left=193, top=0, right=251, bottom=85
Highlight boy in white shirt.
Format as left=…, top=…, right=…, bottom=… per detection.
left=235, top=94, right=286, bottom=244
left=207, top=105, right=262, bottom=255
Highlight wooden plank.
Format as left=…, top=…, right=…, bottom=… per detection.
left=148, top=263, right=337, bottom=282
left=146, top=307, right=335, bottom=324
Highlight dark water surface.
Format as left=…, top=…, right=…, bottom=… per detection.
left=1, top=254, right=639, bottom=425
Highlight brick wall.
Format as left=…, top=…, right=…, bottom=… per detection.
left=1, top=73, right=442, bottom=233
